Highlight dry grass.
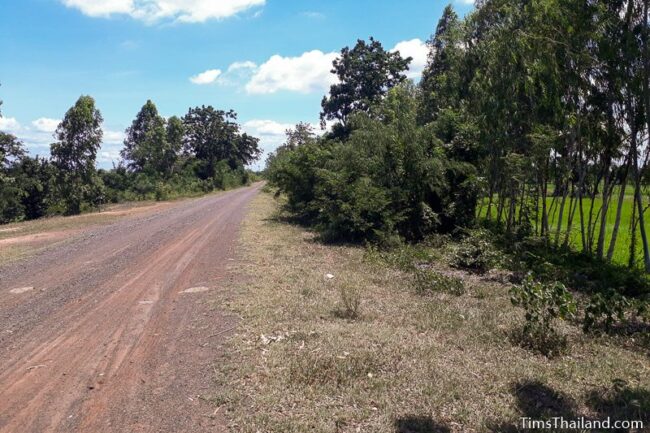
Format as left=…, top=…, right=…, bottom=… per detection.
left=212, top=193, right=649, bottom=432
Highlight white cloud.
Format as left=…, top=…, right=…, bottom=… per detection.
left=61, top=0, right=265, bottom=23
left=103, top=129, right=125, bottom=144
left=246, top=50, right=338, bottom=94
left=1, top=117, right=54, bottom=156
left=243, top=119, right=293, bottom=137
left=242, top=40, right=428, bottom=95
left=62, top=0, right=132, bottom=17
left=391, top=38, right=428, bottom=79
left=0, top=117, right=21, bottom=132
left=190, top=69, right=222, bottom=85
left=32, top=117, right=61, bottom=133
left=242, top=119, right=296, bottom=170
left=227, top=61, right=257, bottom=72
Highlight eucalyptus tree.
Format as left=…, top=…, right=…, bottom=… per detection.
left=50, top=95, right=104, bottom=214
left=122, top=100, right=179, bottom=178
left=419, top=4, right=466, bottom=125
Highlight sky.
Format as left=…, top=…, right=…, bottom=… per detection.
left=0, top=0, right=475, bottom=169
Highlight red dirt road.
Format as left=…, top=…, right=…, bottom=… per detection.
left=0, top=184, right=261, bottom=433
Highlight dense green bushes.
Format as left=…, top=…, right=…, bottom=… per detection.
left=267, top=84, right=479, bottom=244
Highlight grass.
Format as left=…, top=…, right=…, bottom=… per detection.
left=210, top=192, right=649, bottom=432
left=479, top=186, right=647, bottom=267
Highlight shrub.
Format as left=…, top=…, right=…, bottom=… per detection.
left=132, top=174, right=156, bottom=199
left=583, top=290, right=633, bottom=333
left=154, top=181, right=172, bottom=201
left=451, top=229, right=499, bottom=273
left=510, top=274, right=576, bottom=356
left=413, top=268, right=465, bottom=296
left=265, top=84, right=480, bottom=244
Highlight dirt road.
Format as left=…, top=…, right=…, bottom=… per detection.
left=0, top=184, right=261, bottom=433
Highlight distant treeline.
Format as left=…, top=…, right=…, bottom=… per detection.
left=266, top=0, right=650, bottom=271
left=0, top=97, right=260, bottom=223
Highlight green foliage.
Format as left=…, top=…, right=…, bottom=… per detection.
left=451, top=229, right=499, bottom=273
left=15, top=157, right=54, bottom=219
left=183, top=105, right=260, bottom=178
left=583, top=290, right=632, bottom=333
left=419, top=5, right=466, bottom=125
left=510, top=274, right=577, bottom=356
left=413, top=268, right=465, bottom=296
left=320, top=37, right=411, bottom=133
left=0, top=95, right=261, bottom=225
left=268, top=82, right=480, bottom=244
left=266, top=139, right=332, bottom=222
left=50, top=95, right=104, bottom=215
left=0, top=132, right=28, bottom=223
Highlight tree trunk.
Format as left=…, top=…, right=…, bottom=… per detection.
left=607, top=175, right=629, bottom=262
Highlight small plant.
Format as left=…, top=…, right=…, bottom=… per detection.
left=583, top=290, right=629, bottom=333
left=413, top=268, right=465, bottom=296
left=451, top=229, right=499, bottom=273
left=510, top=274, right=576, bottom=356
left=335, top=284, right=361, bottom=319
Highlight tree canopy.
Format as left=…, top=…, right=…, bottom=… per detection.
left=320, top=37, right=412, bottom=133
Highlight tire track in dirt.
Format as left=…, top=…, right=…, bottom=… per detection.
left=0, top=184, right=260, bottom=432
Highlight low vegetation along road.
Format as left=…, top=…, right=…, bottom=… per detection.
left=0, top=184, right=261, bottom=433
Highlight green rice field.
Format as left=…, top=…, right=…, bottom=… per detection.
left=479, top=186, right=649, bottom=268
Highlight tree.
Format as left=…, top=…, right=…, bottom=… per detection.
left=15, top=156, right=53, bottom=220
left=419, top=4, right=465, bottom=124
left=320, top=37, right=412, bottom=133
left=50, top=95, right=104, bottom=214
left=0, top=132, right=27, bottom=222
left=0, top=131, right=25, bottom=169
left=285, top=122, right=316, bottom=150
left=122, top=100, right=178, bottom=177
left=183, top=106, right=260, bottom=179
left=165, top=115, right=184, bottom=175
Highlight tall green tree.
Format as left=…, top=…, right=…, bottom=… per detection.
left=14, top=156, right=53, bottom=220
left=419, top=4, right=466, bottom=124
left=183, top=106, right=260, bottom=178
left=320, top=37, right=412, bottom=133
left=50, top=95, right=104, bottom=214
left=122, top=100, right=178, bottom=177
left=165, top=115, right=184, bottom=175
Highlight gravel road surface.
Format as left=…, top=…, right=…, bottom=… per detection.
left=0, top=184, right=261, bottom=432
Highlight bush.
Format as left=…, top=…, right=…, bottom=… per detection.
left=413, top=268, right=465, bottom=296
left=132, top=174, right=156, bottom=199
left=451, top=229, right=499, bottom=273
left=265, top=84, right=480, bottom=244
left=583, top=290, right=639, bottom=333
left=510, top=274, right=576, bottom=356
left=154, top=181, right=172, bottom=201
left=266, top=141, right=332, bottom=222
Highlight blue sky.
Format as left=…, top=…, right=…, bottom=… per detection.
left=0, top=0, right=474, bottom=169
